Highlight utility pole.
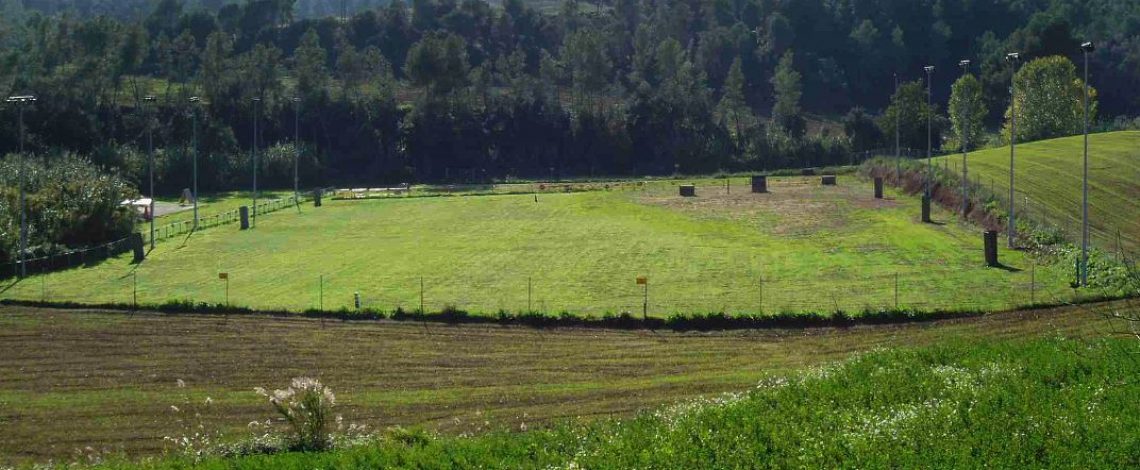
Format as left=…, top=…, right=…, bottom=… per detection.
left=959, top=59, right=971, bottom=217
left=190, top=96, right=200, bottom=230
left=1080, top=42, right=1094, bottom=286
left=1006, top=52, right=1020, bottom=248
left=6, top=95, right=35, bottom=278
left=144, top=95, right=156, bottom=250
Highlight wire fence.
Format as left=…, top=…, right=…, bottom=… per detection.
left=1, top=188, right=335, bottom=281
left=4, top=263, right=1088, bottom=318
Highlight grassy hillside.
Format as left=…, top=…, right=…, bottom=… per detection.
left=0, top=302, right=1128, bottom=465
left=75, top=307, right=1138, bottom=469
left=0, top=177, right=1071, bottom=315
left=931, top=131, right=1140, bottom=255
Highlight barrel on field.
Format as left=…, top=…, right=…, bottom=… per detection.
left=921, top=195, right=932, bottom=223
left=239, top=206, right=250, bottom=230
left=874, top=177, right=884, bottom=199
left=751, top=175, right=768, bottom=193
left=679, top=185, right=696, bottom=197
left=984, top=231, right=999, bottom=267
left=821, top=175, right=837, bottom=186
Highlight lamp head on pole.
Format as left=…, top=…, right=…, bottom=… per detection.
left=5, top=95, right=36, bottom=103
left=189, top=96, right=200, bottom=103
left=1080, top=42, right=1095, bottom=53
left=958, top=59, right=970, bottom=69
left=292, top=97, right=300, bottom=103
left=143, top=95, right=156, bottom=102
left=1005, top=52, right=1020, bottom=62
left=924, top=65, right=935, bottom=74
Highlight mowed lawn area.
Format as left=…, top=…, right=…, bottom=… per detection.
left=0, top=302, right=1125, bottom=464
left=1, top=177, right=1072, bottom=315
left=932, top=131, right=1140, bottom=255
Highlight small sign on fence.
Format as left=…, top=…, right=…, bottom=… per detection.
left=218, top=272, right=229, bottom=280
left=636, top=276, right=647, bottom=285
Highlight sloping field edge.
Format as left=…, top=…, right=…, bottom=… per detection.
left=1, top=294, right=1129, bottom=332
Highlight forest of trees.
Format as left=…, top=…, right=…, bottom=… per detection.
left=0, top=0, right=1137, bottom=262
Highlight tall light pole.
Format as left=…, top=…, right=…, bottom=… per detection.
left=251, top=97, right=261, bottom=228
left=144, top=95, right=156, bottom=250
left=894, top=74, right=900, bottom=157
left=189, top=96, right=201, bottom=230
left=1005, top=52, right=1020, bottom=248
left=958, top=59, right=971, bottom=217
left=293, top=97, right=300, bottom=206
left=6, top=95, right=35, bottom=278
left=924, top=65, right=934, bottom=197
left=1080, top=42, right=1094, bottom=286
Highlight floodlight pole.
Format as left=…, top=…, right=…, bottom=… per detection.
left=959, top=59, right=970, bottom=217
left=1006, top=52, right=1020, bottom=248
left=144, top=95, right=156, bottom=250
left=293, top=97, right=300, bottom=205
left=924, top=66, right=934, bottom=197
left=251, top=97, right=261, bottom=228
left=190, top=96, right=200, bottom=230
left=6, top=95, right=35, bottom=278
left=1080, top=42, right=1094, bottom=286
left=889, top=72, right=898, bottom=161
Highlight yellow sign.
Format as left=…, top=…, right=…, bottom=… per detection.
left=218, top=273, right=229, bottom=280
left=636, top=276, right=647, bottom=285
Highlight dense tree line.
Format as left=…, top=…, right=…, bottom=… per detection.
left=0, top=0, right=1133, bottom=197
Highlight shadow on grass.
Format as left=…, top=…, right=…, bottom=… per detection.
left=990, top=262, right=1024, bottom=273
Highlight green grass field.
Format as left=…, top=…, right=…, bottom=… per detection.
left=34, top=302, right=1130, bottom=469
left=0, top=177, right=1072, bottom=316
left=0, top=301, right=1130, bottom=465
left=931, top=131, right=1140, bottom=255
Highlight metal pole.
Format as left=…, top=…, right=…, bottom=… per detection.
left=6, top=96, right=36, bottom=278
left=190, top=97, right=200, bottom=230
left=1007, top=53, right=1019, bottom=248
left=959, top=60, right=970, bottom=217
left=894, top=272, right=899, bottom=309
left=145, top=96, right=156, bottom=250
left=894, top=73, right=900, bottom=180
left=1081, top=43, right=1093, bottom=286
left=293, top=97, right=300, bottom=207
left=924, top=66, right=934, bottom=197
left=528, top=276, right=532, bottom=312
left=252, top=97, right=260, bottom=228
left=419, top=276, right=424, bottom=313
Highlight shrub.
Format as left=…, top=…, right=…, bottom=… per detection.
left=255, top=377, right=337, bottom=451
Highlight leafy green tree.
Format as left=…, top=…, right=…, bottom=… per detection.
left=878, top=80, right=940, bottom=151
left=842, top=107, right=883, bottom=152
left=405, top=33, right=470, bottom=98
left=716, top=57, right=755, bottom=148
left=770, top=50, right=803, bottom=138
left=1003, top=55, right=1097, bottom=142
left=948, top=73, right=986, bottom=150
left=293, top=28, right=327, bottom=104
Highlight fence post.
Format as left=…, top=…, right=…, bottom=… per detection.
left=894, top=273, right=899, bottom=310
left=1030, top=262, right=1035, bottom=304
left=528, top=276, right=532, bottom=313
left=759, top=276, right=764, bottom=314
left=420, top=276, right=425, bottom=314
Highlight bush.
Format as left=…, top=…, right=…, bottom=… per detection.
left=255, top=377, right=337, bottom=452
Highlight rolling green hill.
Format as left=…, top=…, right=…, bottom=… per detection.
left=932, top=131, right=1140, bottom=255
